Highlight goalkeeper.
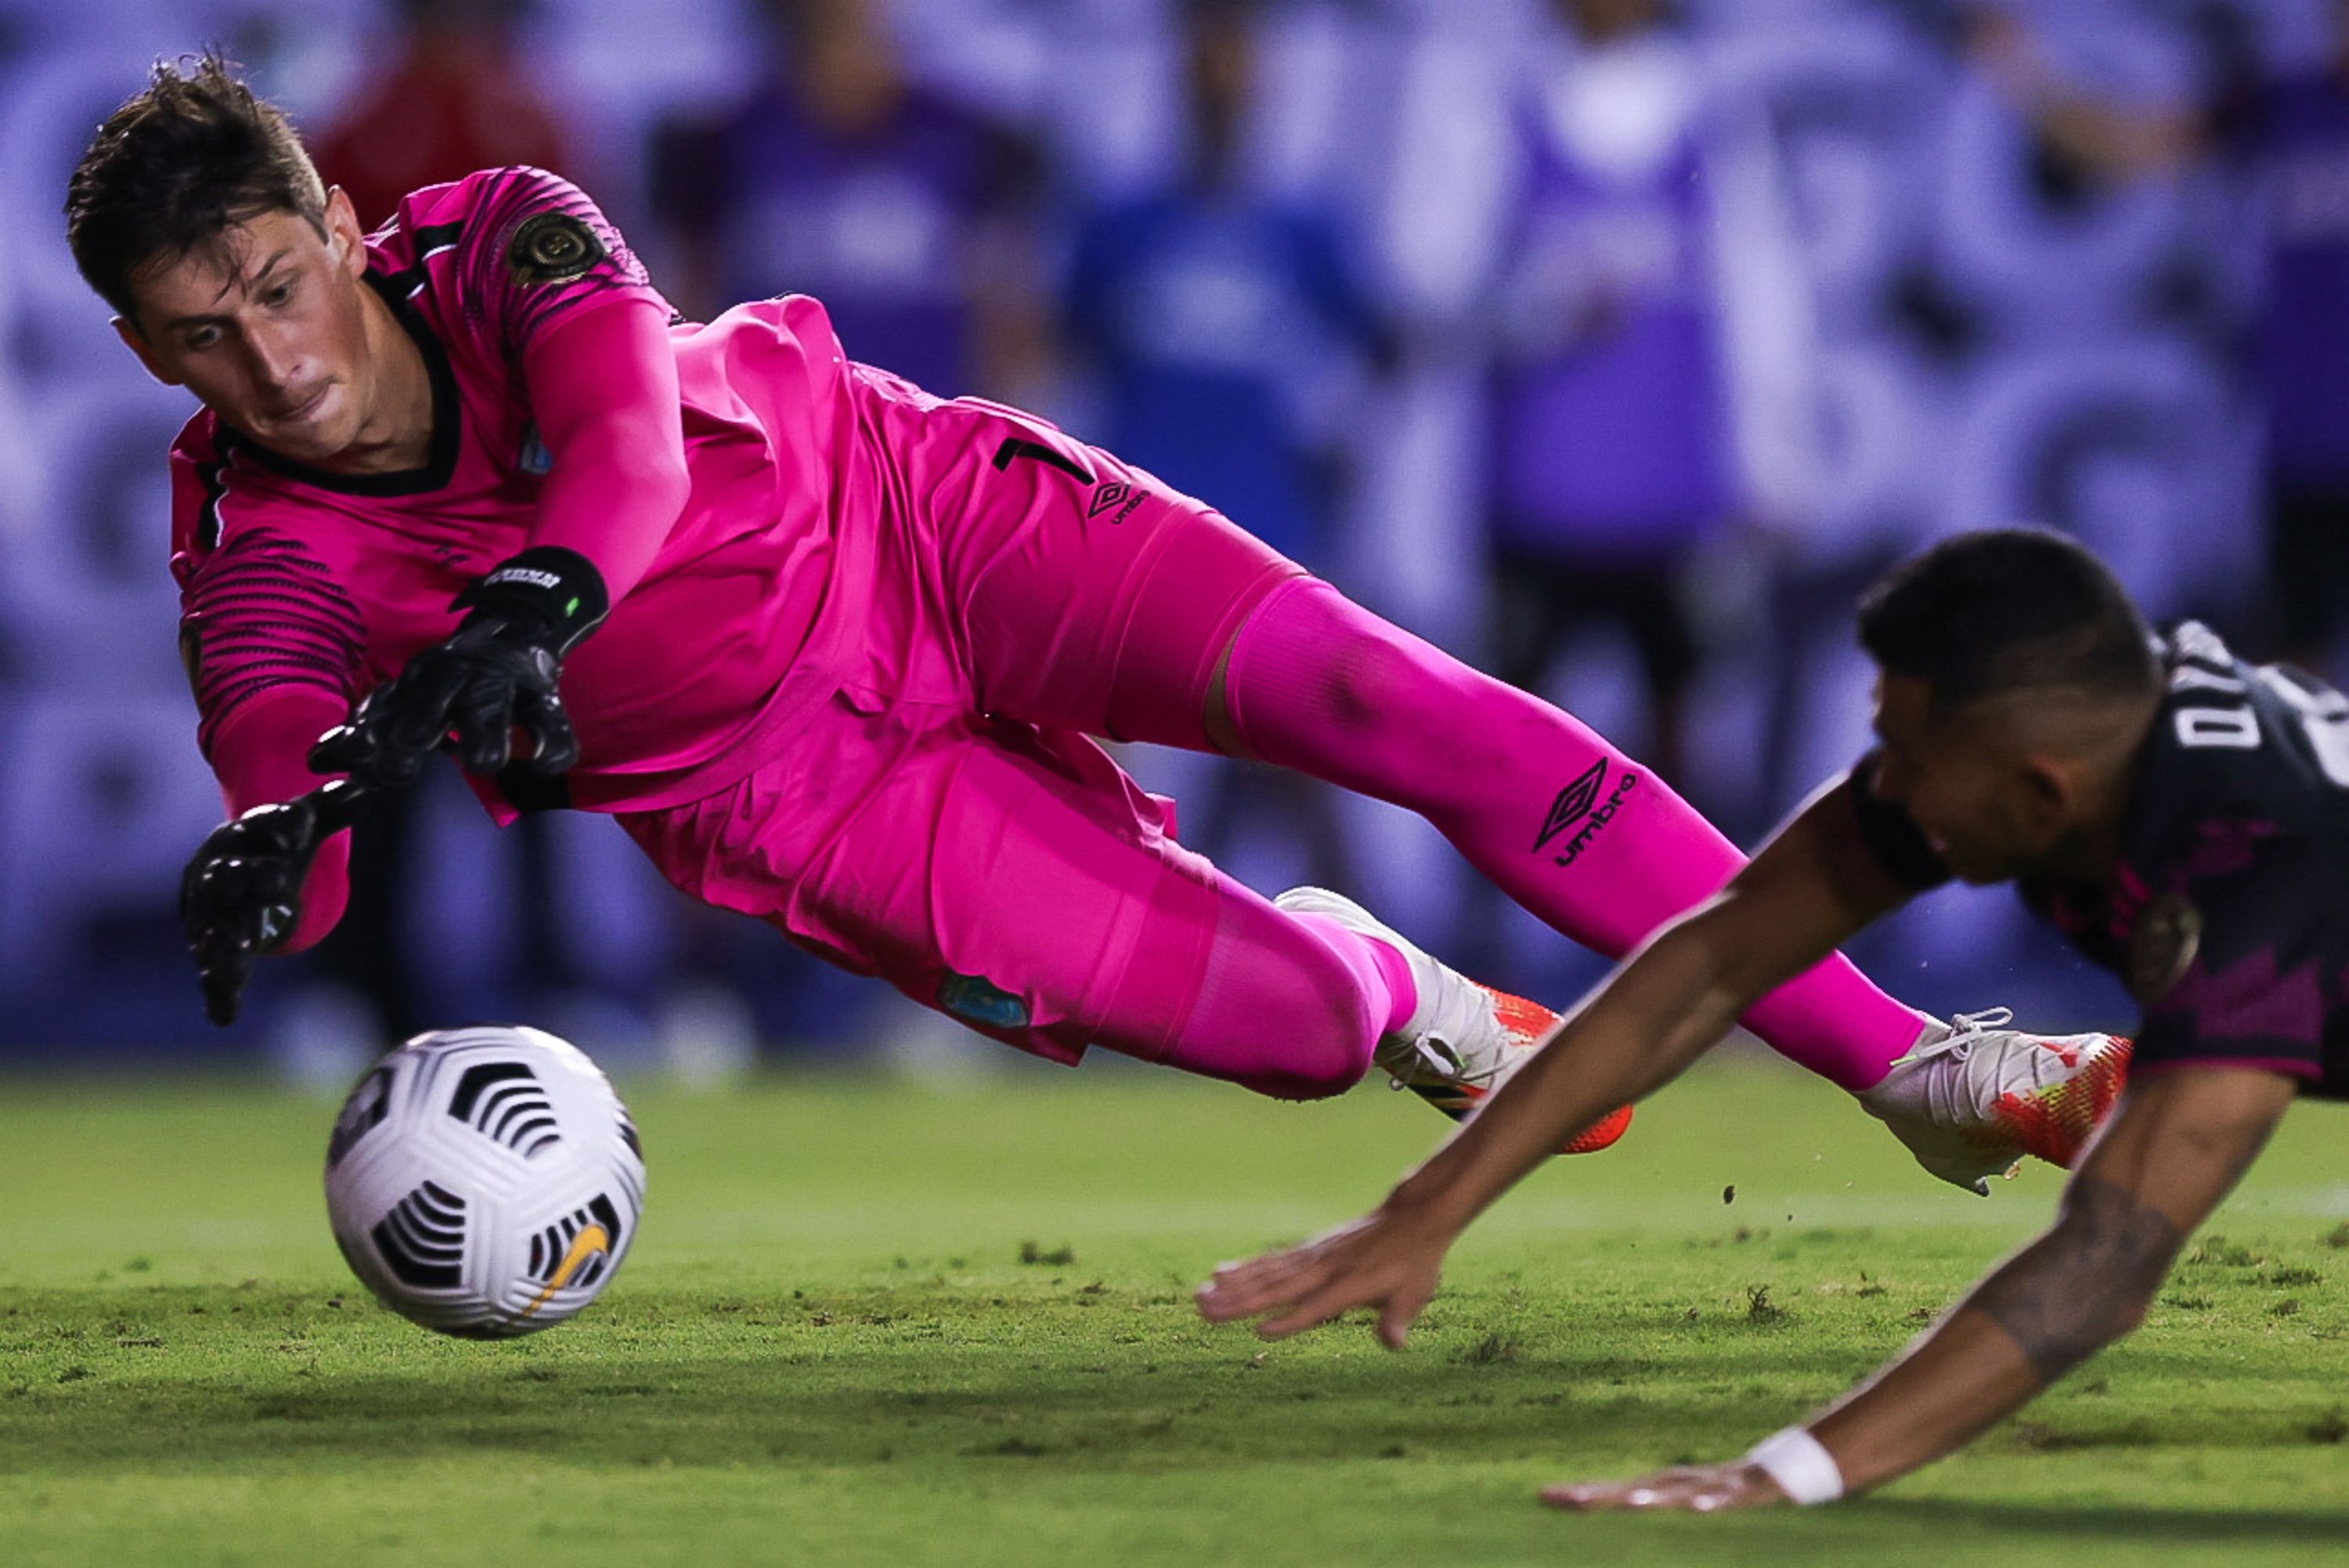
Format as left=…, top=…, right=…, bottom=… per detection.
left=70, top=56, right=2122, bottom=1174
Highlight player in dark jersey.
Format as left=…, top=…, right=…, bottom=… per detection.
left=1202, top=528, right=2335, bottom=1509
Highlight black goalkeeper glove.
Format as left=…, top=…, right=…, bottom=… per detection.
left=309, top=546, right=608, bottom=788
left=180, top=778, right=370, bottom=1026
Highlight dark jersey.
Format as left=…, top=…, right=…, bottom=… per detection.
left=1852, top=622, right=2349, bottom=1099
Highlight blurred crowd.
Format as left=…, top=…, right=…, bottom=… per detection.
left=0, top=0, right=2342, bottom=1072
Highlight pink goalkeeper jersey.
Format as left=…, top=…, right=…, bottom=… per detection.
left=171, top=166, right=882, bottom=818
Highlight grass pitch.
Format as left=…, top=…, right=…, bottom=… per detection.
left=2, top=1058, right=2345, bottom=1568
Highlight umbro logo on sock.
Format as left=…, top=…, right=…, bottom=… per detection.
left=1535, top=759, right=1610, bottom=852
left=1535, top=759, right=1641, bottom=867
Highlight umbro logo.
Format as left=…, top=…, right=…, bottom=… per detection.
left=1088, top=481, right=1146, bottom=524
left=1534, top=758, right=1642, bottom=868
left=1535, top=759, right=1610, bottom=852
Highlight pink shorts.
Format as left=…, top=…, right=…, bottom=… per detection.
left=840, top=369, right=1304, bottom=747
left=620, top=380, right=1306, bottom=1062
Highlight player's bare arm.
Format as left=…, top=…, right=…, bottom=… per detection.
left=1545, top=1065, right=2297, bottom=1512
left=1196, top=777, right=1920, bottom=1344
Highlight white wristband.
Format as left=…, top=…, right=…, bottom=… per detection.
left=1746, top=1426, right=1845, bottom=1505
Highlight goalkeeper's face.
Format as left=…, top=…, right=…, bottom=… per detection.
left=113, top=186, right=377, bottom=466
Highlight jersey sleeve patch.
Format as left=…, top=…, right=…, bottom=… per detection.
left=2127, top=891, right=2203, bottom=1004
left=506, top=211, right=607, bottom=285
left=456, top=167, right=667, bottom=364
left=1846, top=750, right=1955, bottom=891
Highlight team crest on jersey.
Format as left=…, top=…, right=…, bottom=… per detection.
left=2128, top=892, right=2203, bottom=1003
left=507, top=212, right=605, bottom=285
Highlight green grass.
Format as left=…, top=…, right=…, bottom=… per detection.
left=2, top=1058, right=2346, bottom=1567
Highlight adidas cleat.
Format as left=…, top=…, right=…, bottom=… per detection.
left=1273, top=886, right=1633, bottom=1155
left=1858, top=1008, right=2132, bottom=1195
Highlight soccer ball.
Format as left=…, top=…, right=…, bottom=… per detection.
left=324, top=1026, right=647, bottom=1338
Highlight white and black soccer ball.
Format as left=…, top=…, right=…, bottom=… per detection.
left=324, top=1026, right=647, bottom=1338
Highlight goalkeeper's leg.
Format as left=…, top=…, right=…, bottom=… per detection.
left=793, top=719, right=1398, bottom=1098
left=942, top=434, right=1929, bottom=1095
left=619, top=702, right=1386, bottom=1094
left=779, top=722, right=1622, bottom=1151
left=626, top=708, right=1608, bottom=1122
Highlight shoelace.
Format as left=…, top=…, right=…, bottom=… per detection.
left=1903, top=1007, right=2015, bottom=1128
left=1385, top=1035, right=1485, bottom=1091
left=1929, top=1006, right=2080, bottom=1130
left=1936, top=1007, right=2015, bottom=1062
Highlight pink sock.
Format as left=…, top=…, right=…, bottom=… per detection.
left=1221, top=579, right=1927, bottom=1093
left=1136, top=874, right=1407, bottom=1101
left=1291, top=912, right=1419, bottom=1037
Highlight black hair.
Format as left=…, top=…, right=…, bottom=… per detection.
left=1856, top=528, right=2162, bottom=711
left=64, top=52, right=327, bottom=326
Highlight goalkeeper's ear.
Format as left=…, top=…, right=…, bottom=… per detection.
left=323, top=186, right=367, bottom=279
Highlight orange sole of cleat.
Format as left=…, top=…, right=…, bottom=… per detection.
left=1559, top=1101, right=1633, bottom=1155
left=1420, top=1087, right=1635, bottom=1153
left=1477, top=984, right=1633, bottom=1155
left=1992, top=1036, right=2134, bottom=1168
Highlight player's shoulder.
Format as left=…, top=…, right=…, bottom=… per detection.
left=447, top=166, right=601, bottom=234
left=2154, top=623, right=2335, bottom=791
left=2135, top=621, right=2349, bottom=863
left=370, top=167, right=602, bottom=269
left=386, top=166, right=585, bottom=226
left=380, top=167, right=659, bottom=354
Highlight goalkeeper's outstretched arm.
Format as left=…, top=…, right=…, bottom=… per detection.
left=179, top=682, right=373, bottom=1026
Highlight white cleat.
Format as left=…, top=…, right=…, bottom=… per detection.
left=1272, top=887, right=1631, bottom=1153
left=1858, top=1008, right=2133, bottom=1195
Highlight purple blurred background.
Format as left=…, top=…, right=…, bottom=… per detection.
left=1, top=0, right=2341, bottom=1077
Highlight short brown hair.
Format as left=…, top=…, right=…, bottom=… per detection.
left=64, top=52, right=329, bottom=326
left=1856, top=528, right=2160, bottom=712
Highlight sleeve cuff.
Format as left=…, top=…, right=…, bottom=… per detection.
left=207, top=687, right=354, bottom=814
